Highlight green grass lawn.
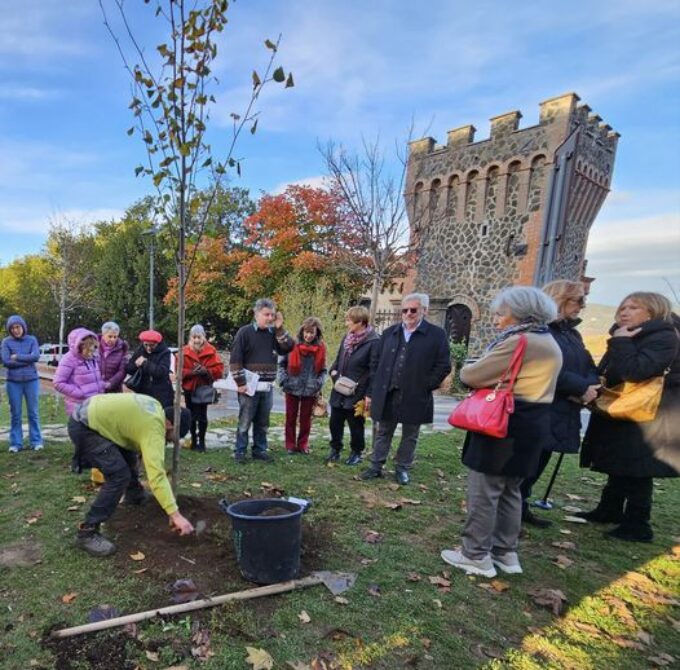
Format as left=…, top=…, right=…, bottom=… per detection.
left=0, top=425, right=678, bottom=669
left=0, top=392, right=67, bottom=428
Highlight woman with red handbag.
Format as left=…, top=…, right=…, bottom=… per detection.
left=441, top=286, right=562, bottom=578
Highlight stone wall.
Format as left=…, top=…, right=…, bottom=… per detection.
left=406, top=93, right=618, bottom=352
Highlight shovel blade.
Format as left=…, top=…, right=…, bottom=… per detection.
left=311, top=571, right=357, bottom=595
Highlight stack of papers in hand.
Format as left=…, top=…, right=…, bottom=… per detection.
left=213, top=369, right=260, bottom=396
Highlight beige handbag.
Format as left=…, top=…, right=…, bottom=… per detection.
left=333, top=375, right=358, bottom=397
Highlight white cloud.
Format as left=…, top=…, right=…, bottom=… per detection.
left=271, top=175, right=329, bottom=195
left=0, top=206, right=124, bottom=235
left=0, top=85, right=61, bottom=101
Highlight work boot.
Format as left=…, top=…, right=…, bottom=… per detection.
left=574, top=508, right=624, bottom=524
left=575, top=480, right=625, bottom=523
left=75, top=524, right=117, bottom=557
left=359, top=467, right=382, bottom=480
left=252, top=452, right=274, bottom=463
left=606, top=523, right=653, bottom=543
left=326, top=448, right=341, bottom=463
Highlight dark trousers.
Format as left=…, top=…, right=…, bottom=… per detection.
left=68, top=418, right=144, bottom=526
left=329, top=405, right=366, bottom=454
left=600, top=475, right=653, bottom=527
left=284, top=394, right=314, bottom=452
left=235, top=390, right=273, bottom=455
left=184, top=391, right=208, bottom=446
left=520, top=449, right=554, bottom=512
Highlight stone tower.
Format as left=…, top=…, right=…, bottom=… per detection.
left=406, top=92, right=619, bottom=352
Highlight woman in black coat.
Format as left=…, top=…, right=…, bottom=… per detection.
left=521, top=280, right=600, bottom=527
left=327, top=306, right=379, bottom=466
left=125, top=330, right=174, bottom=408
left=579, top=292, right=679, bottom=542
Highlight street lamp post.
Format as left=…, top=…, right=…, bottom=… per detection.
left=141, top=225, right=159, bottom=330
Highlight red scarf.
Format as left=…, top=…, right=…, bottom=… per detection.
left=288, top=342, right=326, bottom=375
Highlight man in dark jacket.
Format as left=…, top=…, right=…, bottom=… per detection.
left=361, top=293, right=451, bottom=484
left=229, top=298, right=294, bottom=462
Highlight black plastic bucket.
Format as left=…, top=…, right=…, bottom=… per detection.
left=221, top=498, right=304, bottom=584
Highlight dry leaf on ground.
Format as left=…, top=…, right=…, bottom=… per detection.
left=145, top=650, right=160, bottom=662
left=565, top=493, right=584, bottom=500
left=245, top=646, right=274, bottom=670
left=334, top=596, right=349, bottom=605
left=559, top=529, right=572, bottom=535
left=72, top=496, right=86, bottom=503
left=383, top=502, right=402, bottom=511
left=432, top=599, right=442, bottom=608
left=528, top=587, right=567, bottom=615
left=552, top=541, right=576, bottom=550
left=563, top=515, right=587, bottom=524
left=611, top=636, right=644, bottom=650
left=129, top=551, right=145, bottom=561
left=648, top=653, right=676, bottom=667
left=66, top=505, right=80, bottom=512
left=552, top=555, right=574, bottom=569
left=61, top=592, right=77, bottom=604
left=286, top=662, right=312, bottom=670
left=368, top=584, right=381, bottom=597
left=25, top=511, right=43, bottom=524
left=133, top=567, right=148, bottom=574
left=406, top=572, right=422, bottom=582
left=360, top=558, right=377, bottom=565
left=362, top=530, right=383, bottom=544
left=191, top=627, right=214, bottom=661
left=398, top=498, right=422, bottom=505
left=298, top=610, right=311, bottom=624
left=428, top=576, right=451, bottom=587
left=490, top=579, right=510, bottom=592
left=562, top=505, right=582, bottom=513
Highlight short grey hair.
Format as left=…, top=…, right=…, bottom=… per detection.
left=101, top=321, right=120, bottom=335
left=490, top=286, right=557, bottom=325
left=189, top=324, right=206, bottom=338
left=254, top=298, right=276, bottom=313
left=401, top=293, right=425, bottom=308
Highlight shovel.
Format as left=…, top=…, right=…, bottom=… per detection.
left=50, top=571, right=356, bottom=639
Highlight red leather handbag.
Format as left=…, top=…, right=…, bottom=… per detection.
left=447, top=335, right=528, bottom=438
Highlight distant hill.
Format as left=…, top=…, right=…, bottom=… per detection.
left=577, top=303, right=616, bottom=361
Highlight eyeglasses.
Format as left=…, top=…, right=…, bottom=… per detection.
left=401, top=307, right=420, bottom=314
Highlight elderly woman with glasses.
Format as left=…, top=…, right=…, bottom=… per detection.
left=98, top=321, right=129, bottom=394
left=519, top=280, right=600, bottom=528
left=441, top=286, right=562, bottom=578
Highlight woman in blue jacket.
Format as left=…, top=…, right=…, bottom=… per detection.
left=1, top=315, right=43, bottom=452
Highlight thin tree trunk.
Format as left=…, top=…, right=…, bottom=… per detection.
left=369, top=275, right=380, bottom=324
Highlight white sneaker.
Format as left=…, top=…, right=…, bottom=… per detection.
left=491, top=551, right=523, bottom=574
left=8, top=446, right=20, bottom=453
left=32, top=444, right=44, bottom=451
left=441, top=549, right=497, bottom=578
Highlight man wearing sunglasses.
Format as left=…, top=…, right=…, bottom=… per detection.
left=361, top=293, right=451, bottom=485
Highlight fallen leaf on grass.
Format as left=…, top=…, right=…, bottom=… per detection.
left=435, top=469, right=446, bottom=478
left=648, top=653, right=676, bottom=667
left=129, top=551, right=146, bottom=561
left=528, top=587, right=567, bottom=615
left=310, top=650, right=341, bottom=669
left=406, top=572, right=422, bottom=582
left=133, top=567, right=148, bottom=574
left=245, top=646, right=274, bottom=670
left=66, top=505, right=80, bottom=512
left=145, top=650, right=160, bottom=662
left=418, top=484, right=429, bottom=491
left=169, top=579, right=201, bottom=604
left=428, top=576, right=451, bottom=588
left=398, top=498, right=422, bottom=505
left=334, top=596, right=349, bottom=605
left=562, top=505, right=583, bottom=513
left=563, top=515, right=587, bottom=524
left=61, top=592, right=77, bottom=604
left=571, top=621, right=602, bottom=636
left=360, top=557, right=377, bottom=565
left=611, top=636, right=644, bottom=650
left=368, top=584, right=381, bottom=597
left=72, top=496, right=87, bottom=503
left=191, top=627, right=215, bottom=661
left=629, top=588, right=679, bottom=606
left=25, top=511, right=43, bottom=525
left=190, top=482, right=202, bottom=488
left=636, top=630, right=653, bottom=645
left=421, top=636, right=432, bottom=649
left=383, top=501, right=403, bottom=511
left=261, top=481, right=285, bottom=496
left=552, top=541, right=576, bottom=550
left=490, top=579, right=510, bottom=592
left=552, top=555, right=574, bottom=570
left=286, top=663, right=312, bottom=670
left=565, top=493, right=584, bottom=500
left=161, top=666, right=188, bottom=670
left=362, top=530, right=382, bottom=544
left=432, top=599, right=442, bottom=608
left=559, top=529, right=572, bottom=535
left=298, top=610, right=311, bottom=624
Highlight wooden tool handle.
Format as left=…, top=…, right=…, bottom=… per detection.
left=51, top=574, right=322, bottom=638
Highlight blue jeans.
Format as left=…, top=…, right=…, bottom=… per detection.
left=7, top=379, right=42, bottom=449
left=235, top=390, right=273, bottom=456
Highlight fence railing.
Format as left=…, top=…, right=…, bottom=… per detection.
left=373, top=309, right=400, bottom=334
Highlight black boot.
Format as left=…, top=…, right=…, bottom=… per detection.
left=575, top=479, right=625, bottom=523
left=522, top=508, right=552, bottom=528
left=189, top=420, right=198, bottom=451
left=195, top=420, right=207, bottom=452
left=607, top=501, right=653, bottom=542
left=344, top=451, right=362, bottom=466
left=326, top=448, right=341, bottom=463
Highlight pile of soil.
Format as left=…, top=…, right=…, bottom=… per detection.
left=43, top=495, right=334, bottom=669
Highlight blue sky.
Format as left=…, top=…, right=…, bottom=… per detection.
left=1, top=0, right=678, bottom=306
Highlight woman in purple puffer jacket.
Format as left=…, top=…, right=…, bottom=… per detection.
left=98, top=321, right=129, bottom=393
left=53, top=328, right=106, bottom=414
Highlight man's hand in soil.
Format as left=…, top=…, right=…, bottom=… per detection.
left=169, top=511, right=194, bottom=536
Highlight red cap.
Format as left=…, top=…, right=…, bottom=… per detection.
left=139, top=329, right=163, bottom=343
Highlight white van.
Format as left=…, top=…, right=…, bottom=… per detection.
left=38, top=343, right=68, bottom=366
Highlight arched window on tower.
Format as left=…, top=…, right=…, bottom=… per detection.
left=446, top=175, right=459, bottom=221
left=505, top=161, right=522, bottom=217
left=527, top=155, right=546, bottom=212
left=429, top=179, right=441, bottom=224
left=484, top=166, right=500, bottom=220
left=464, top=170, right=479, bottom=222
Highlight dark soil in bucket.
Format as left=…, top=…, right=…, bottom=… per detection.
left=256, top=505, right=295, bottom=517
left=43, top=495, right=336, bottom=670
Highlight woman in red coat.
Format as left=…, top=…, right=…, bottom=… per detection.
left=181, top=324, right=224, bottom=452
